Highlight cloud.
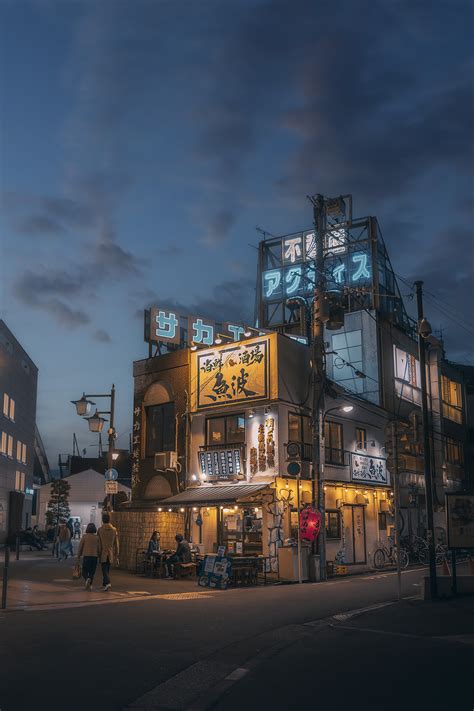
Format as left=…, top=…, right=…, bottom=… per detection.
left=199, top=210, right=236, bottom=246
left=93, top=329, right=112, bottom=343
left=136, top=277, right=255, bottom=326
left=15, top=215, right=65, bottom=236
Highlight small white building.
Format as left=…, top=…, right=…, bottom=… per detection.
left=37, top=469, right=131, bottom=531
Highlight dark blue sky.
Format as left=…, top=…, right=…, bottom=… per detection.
left=1, top=0, right=473, bottom=464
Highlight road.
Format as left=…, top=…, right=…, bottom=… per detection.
left=0, top=556, right=471, bottom=711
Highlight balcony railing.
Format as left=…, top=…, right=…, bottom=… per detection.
left=324, top=448, right=350, bottom=466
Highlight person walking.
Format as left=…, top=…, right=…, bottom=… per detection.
left=56, top=520, right=71, bottom=561
left=97, top=513, right=119, bottom=592
left=77, top=523, right=99, bottom=590
left=66, top=519, right=74, bottom=557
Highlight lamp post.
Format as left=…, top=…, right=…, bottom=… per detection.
left=71, top=384, right=116, bottom=511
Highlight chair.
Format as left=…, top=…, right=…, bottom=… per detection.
left=173, top=562, right=197, bottom=579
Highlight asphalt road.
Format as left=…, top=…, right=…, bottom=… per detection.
left=0, top=558, right=470, bottom=711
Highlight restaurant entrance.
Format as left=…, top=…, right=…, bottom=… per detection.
left=219, top=505, right=263, bottom=556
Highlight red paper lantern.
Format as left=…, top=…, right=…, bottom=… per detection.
left=300, top=506, right=322, bottom=542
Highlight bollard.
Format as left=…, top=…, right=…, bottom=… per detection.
left=16, top=535, right=20, bottom=561
left=2, top=546, right=10, bottom=610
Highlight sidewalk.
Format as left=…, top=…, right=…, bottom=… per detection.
left=1, top=549, right=211, bottom=610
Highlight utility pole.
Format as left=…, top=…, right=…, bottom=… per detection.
left=414, top=281, right=437, bottom=599
left=107, top=384, right=116, bottom=512
left=311, top=194, right=327, bottom=581
left=391, top=421, right=402, bottom=601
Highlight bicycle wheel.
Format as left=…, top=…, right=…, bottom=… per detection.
left=396, top=549, right=409, bottom=569
left=435, top=544, right=448, bottom=565
left=418, top=546, right=429, bottom=566
left=373, top=548, right=386, bottom=569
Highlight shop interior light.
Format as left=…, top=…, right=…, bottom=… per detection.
left=168, top=508, right=172, bottom=512
left=193, top=506, right=198, bottom=511
left=158, top=507, right=162, bottom=512
left=180, top=507, right=185, bottom=512
left=248, top=409, right=255, bottom=418
left=191, top=474, right=198, bottom=481
left=254, top=507, right=259, bottom=513
left=234, top=505, right=238, bottom=510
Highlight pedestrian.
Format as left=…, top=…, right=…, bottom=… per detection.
left=77, top=523, right=99, bottom=590
left=165, top=534, right=191, bottom=578
left=66, top=519, right=74, bottom=556
left=97, top=513, right=119, bottom=592
left=56, top=520, right=71, bottom=561
left=73, top=520, right=81, bottom=540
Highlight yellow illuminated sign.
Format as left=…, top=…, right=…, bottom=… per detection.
left=193, top=338, right=271, bottom=410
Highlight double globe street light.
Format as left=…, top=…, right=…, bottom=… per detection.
left=71, top=384, right=117, bottom=510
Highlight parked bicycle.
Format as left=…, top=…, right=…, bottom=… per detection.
left=372, top=539, right=409, bottom=570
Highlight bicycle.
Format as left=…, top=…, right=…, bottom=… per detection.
left=372, top=540, right=409, bottom=570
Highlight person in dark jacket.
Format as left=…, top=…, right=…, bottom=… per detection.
left=165, top=534, right=191, bottom=577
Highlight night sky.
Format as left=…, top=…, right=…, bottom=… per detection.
left=1, top=0, right=473, bottom=466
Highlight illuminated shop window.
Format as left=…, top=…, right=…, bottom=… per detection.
left=325, top=511, right=341, bottom=539
left=206, top=414, right=245, bottom=446
left=441, top=376, right=463, bottom=424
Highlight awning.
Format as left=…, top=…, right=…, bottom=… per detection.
left=160, top=483, right=272, bottom=506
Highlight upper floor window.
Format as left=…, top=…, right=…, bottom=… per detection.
left=443, top=436, right=463, bottom=466
left=15, top=471, right=25, bottom=492
left=356, top=427, right=367, bottom=450
left=0, top=432, right=6, bottom=455
left=145, top=402, right=175, bottom=456
left=3, top=393, right=14, bottom=421
left=7, top=435, right=13, bottom=458
left=288, top=412, right=312, bottom=460
left=206, top=414, right=245, bottom=446
left=325, top=421, right=344, bottom=465
left=441, top=376, right=463, bottom=424
left=16, top=441, right=27, bottom=464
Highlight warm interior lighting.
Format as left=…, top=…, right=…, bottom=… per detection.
left=180, top=507, right=185, bottom=512
left=158, top=507, right=162, bottom=512
left=193, top=507, right=198, bottom=511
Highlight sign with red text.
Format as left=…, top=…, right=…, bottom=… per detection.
left=300, top=506, right=321, bottom=542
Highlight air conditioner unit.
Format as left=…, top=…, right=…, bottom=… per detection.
left=154, top=452, right=177, bottom=470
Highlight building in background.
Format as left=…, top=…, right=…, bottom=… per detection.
left=116, top=197, right=471, bottom=577
left=0, top=320, right=39, bottom=541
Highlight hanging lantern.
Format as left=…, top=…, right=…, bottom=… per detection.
left=300, top=506, right=322, bottom=542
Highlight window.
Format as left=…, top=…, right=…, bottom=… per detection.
left=330, top=330, right=364, bottom=395
left=393, top=346, right=421, bottom=405
left=145, top=402, right=176, bottom=456
left=326, top=511, right=341, bottom=539
left=9, top=398, right=15, bottom=421
left=324, top=421, right=344, bottom=465
left=3, top=393, right=8, bottom=417
left=7, top=435, right=13, bottom=458
left=441, top=376, right=463, bottom=424
left=288, top=412, right=312, bottom=460
left=206, top=414, right=245, bottom=446
left=356, top=427, right=367, bottom=450
left=0, top=431, right=6, bottom=455
left=15, top=471, right=25, bottom=492
left=22, top=443, right=26, bottom=464
left=443, top=436, right=463, bottom=466
left=17, top=440, right=22, bottom=461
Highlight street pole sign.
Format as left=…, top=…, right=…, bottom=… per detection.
left=105, top=468, right=119, bottom=481
left=105, top=481, right=118, bottom=495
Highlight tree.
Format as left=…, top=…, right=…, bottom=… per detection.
left=46, top=478, right=71, bottom=525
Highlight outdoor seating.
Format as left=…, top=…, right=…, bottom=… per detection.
left=173, top=562, right=197, bottom=579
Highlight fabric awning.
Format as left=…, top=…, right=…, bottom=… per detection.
left=160, top=483, right=272, bottom=506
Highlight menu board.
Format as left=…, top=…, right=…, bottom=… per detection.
left=198, top=448, right=243, bottom=479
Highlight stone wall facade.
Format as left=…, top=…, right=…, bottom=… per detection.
left=111, top=510, right=185, bottom=571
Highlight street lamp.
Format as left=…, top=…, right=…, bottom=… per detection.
left=71, top=384, right=116, bottom=510
left=71, top=394, right=95, bottom=417
left=85, top=409, right=107, bottom=433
